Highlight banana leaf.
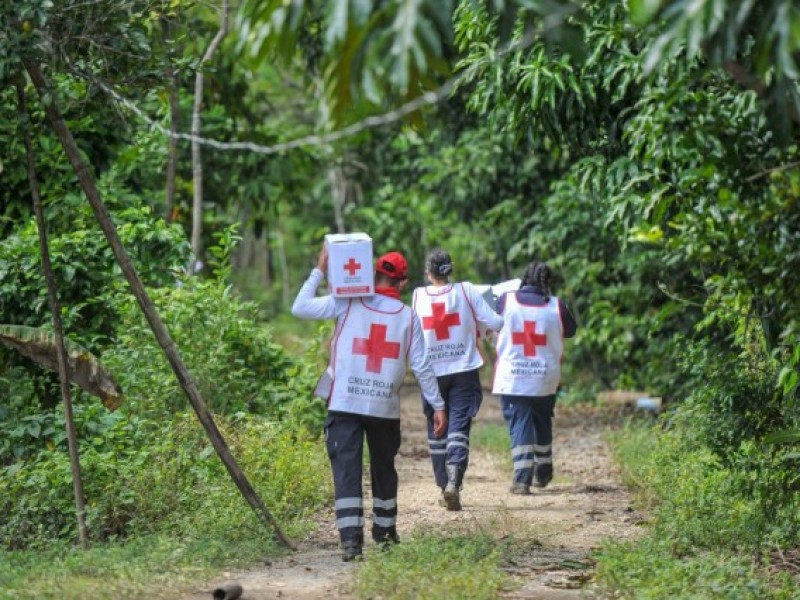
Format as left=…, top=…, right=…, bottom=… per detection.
left=0, top=324, right=123, bottom=411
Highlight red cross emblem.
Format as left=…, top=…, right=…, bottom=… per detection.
left=343, top=258, right=362, bottom=276
left=352, top=324, right=401, bottom=373
left=422, top=302, right=461, bottom=341
left=511, top=320, right=548, bottom=357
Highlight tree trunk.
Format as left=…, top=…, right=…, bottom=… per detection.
left=276, top=226, right=291, bottom=309
left=23, top=59, right=295, bottom=551
left=190, top=0, right=230, bottom=270
left=328, top=165, right=346, bottom=234
left=165, top=70, right=180, bottom=223
left=17, top=77, right=89, bottom=548
left=163, top=18, right=180, bottom=224
left=262, top=217, right=273, bottom=288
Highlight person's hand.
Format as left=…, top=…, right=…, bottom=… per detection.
left=316, top=243, right=329, bottom=273
left=432, top=409, right=447, bottom=438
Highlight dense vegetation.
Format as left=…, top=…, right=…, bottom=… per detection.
left=1, top=0, right=799, bottom=596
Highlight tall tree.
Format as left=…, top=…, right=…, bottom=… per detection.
left=191, top=0, right=230, bottom=269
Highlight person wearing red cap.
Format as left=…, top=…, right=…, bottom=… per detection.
left=412, top=248, right=504, bottom=511
left=292, top=243, right=447, bottom=562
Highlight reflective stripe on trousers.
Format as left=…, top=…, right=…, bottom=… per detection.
left=325, top=411, right=401, bottom=541
left=424, top=369, right=482, bottom=490
left=500, top=394, right=556, bottom=485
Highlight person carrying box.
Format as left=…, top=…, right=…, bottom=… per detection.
left=292, top=243, right=447, bottom=561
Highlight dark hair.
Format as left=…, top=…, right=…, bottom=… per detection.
left=425, top=248, right=453, bottom=279
left=520, top=261, right=552, bottom=300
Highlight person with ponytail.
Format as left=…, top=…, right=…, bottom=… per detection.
left=292, top=244, right=447, bottom=561
left=493, top=261, right=577, bottom=495
left=412, top=248, right=504, bottom=511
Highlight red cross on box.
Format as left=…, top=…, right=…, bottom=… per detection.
left=511, top=320, right=547, bottom=357
left=422, top=302, right=461, bottom=341
left=352, top=323, right=401, bottom=373
left=343, top=257, right=362, bottom=276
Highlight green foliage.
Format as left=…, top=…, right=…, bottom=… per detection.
left=615, top=414, right=800, bottom=556
left=0, top=411, right=331, bottom=550
left=632, top=0, right=800, bottom=143
left=237, top=0, right=586, bottom=120
left=471, top=421, right=512, bottom=466
left=599, top=417, right=800, bottom=597
left=0, top=228, right=329, bottom=550
left=0, top=200, right=189, bottom=344
left=673, top=342, right=790, bottom=461
left=353, top=532, right=507, bottom=600
left=101, top=261, right=321, bottom=418
left=0, top=533, right=267, bottom=600
left=0, top=197, right=190, bottom=416
left=596, top=536, right=799, bottom=600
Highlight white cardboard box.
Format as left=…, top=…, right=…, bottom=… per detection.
left=474, top=279, right=521, bottom=311
left=325, top=233, right=374, bottom=297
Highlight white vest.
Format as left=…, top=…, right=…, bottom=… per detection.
left=492, top=294, right=564, bottom=396
left=328, top=298, right=412, bottom=418
left=412, top=283, right=482, bottom=376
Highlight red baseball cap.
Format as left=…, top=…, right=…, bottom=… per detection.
left=376, top=251, right=408, bottom=280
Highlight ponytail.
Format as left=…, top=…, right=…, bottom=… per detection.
left=520, top=261, right=552, bottom=301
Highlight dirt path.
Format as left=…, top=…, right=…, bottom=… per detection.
left=183, top=388, right=642, bottom=599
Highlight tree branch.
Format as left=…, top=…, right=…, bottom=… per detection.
left=16, top=75, right=89, bottom=548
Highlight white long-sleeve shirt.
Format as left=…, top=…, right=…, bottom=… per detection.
left=292, top=268, right=444, bottom=413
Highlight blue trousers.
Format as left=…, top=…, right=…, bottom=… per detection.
left=423, top=369, right=483, bottom=490
left=500, top=394, right=556, bottom=486
left=325, top=411, right=401, bottom=543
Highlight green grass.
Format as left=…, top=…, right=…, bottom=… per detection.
left=596, top=537, right=798, bottom=600
left=471, top=422, right=510, bottom=461
left=0, top=415, right=332, bottom=599
left=596, top=420, right=800, bottom=599
left=0, top=530, right=289, bottom=600
left=353, top=531, right=508, bottom=600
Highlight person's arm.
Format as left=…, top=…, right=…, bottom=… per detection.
left=463, top=282, right=504, bottom=331
left=290, top=268, right=339, bottom=320
left=559, top=298, right=578, bottom=338
left=408, top=312, right=447, bottom=437
left=291, top=244, right=342, bottom=320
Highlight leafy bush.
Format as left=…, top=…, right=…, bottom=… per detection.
left=0, top=411, right=331, bottom=550
left=0, top=199, right=191, bottom=415
left=100, top=268, right=324, bottom=419
left=0, top=229, right=331, bottom=549
left=0, top=199, right=190, bottom=346
left=598, top=418, right=800, bottom=598
left=673, top=341, right=789, bottom=461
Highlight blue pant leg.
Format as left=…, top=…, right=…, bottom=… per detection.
left=424, top=377, right=450, bottom=490
left=501, top=395, right=536, bottom=486
left=445, top=369, right=482, bottom=478
left=530, top=395, right=556, bottom=483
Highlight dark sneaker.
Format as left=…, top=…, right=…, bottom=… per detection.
left=342, top=539, right=363, bottom=562
left=532, top=475, right=552, bottom=489
left=443, top=483, right=462, bottom=511
left=372, top=525, right=400, bottom=548
left=509, top=482, right=531, bottom=495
